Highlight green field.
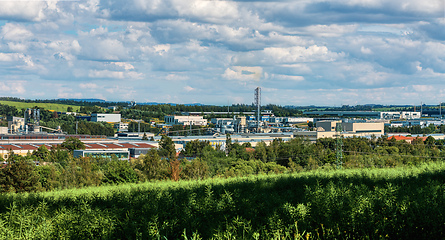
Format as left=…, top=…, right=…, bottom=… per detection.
left=0, top=101, right=81, bottom=112
left=1, top=162, right=445, bottom=239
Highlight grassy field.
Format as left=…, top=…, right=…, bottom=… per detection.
left=0, top=162, right=445, bottom=239
left=0, top=101, right=81, bottom=112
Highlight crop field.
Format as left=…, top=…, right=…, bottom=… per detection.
left=0, top=162, right=445, bottom=239
left=0, top=101, right=80, bottom=112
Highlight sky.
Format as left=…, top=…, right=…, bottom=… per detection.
left=0, top=0, right=444, bottom=106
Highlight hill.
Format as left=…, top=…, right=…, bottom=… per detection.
left=0, top=101, right=81, bottom=112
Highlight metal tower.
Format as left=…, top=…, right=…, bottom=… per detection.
left=335, top=121, right=343, bottom=169
left=254, top=87, right=261, bottom=132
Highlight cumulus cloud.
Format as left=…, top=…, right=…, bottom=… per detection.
left=0, top=81, right=26, bottom=94
left=88, top=70, right=142, bottom=79
left=223, top=66, right=263, bottom=81
left=1, top=23, right=33, bottom=41
left=0, top=0, right=444, bottom=105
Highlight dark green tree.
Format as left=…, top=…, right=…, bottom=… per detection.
left=61, top=137, right=86, bottom=152
left=103, top=160, right=138, bottom=184
left=32, top=145, right=50, bottom=162
left=0, top=154, right=40, bottom=193
left=142, top=132, right=148, bottom=140
left=159, top=135, right=176, bottom=160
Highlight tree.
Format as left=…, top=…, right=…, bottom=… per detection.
left=32, top=145, right=50, bottom=162
left=61, top=137, right=86, bottom=152
left=142, top=132, right=148, bottom=140
left=159, top=135, right=176, bottom=160
left=103, top=160, right=138, bottom=184
left=67, top=106, right=73, bottom=112
left=0, top=155, right=41, bottom=193
left=131, top=149, right=169, bottom=180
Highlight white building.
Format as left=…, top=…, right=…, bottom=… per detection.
left=91, top=113, right=121, bottom=123
left=114, top=122, right=129, bottom=132
left=164, top=116, right=208, bottom=126
left=380, top=111, right=421, bottom=120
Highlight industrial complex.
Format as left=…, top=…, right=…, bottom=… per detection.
left=3, top=89, right=445, bottom=160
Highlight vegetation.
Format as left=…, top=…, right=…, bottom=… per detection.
left=0, top=101, right=81, bottom=112
left=0, top=162, right=444, bottom=239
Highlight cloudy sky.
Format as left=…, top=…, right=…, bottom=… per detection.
left=0, top=0, right=444, bottom=106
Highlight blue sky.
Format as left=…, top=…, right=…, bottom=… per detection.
left=0, top=0, right=444, bottom=106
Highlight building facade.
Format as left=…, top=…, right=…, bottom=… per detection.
left=164, top=116, right=208, bottom=126
left=91, top=113, right=121, bottom=123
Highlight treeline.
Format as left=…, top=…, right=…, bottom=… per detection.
left=385, top=124, right=445, bottom=135
left=2, top=134, right=445, bottom=193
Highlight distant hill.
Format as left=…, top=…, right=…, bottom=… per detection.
left=58, top=98, right=106, bottom=103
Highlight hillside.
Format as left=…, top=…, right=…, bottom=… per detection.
left=0, top=101, right=80, bottom=112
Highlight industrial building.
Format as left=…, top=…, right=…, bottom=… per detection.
left=169, top=133, right=294, bottom=152
left=304, top=111, right=421, bottom=120
left=91, top=113, right=121, bottom=123
left=114, top=122, right=129, bottom=132
left=164, top=116, right=208, bottom=126
left=7, top=116, right=25, bottom=133
left=212, top=116, right=248, bottom=133
left=1, top=142, right=155, bottom=159
left=294, top=120, right=384, bottom=142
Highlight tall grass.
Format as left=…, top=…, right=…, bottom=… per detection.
left=0, top=162, right=445, bottom=239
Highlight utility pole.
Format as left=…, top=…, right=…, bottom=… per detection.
left=335, top=121, right=343, bottom=169
left=254, top=87, right=261, bottom=133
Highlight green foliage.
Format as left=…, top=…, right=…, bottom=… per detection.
left=103, top=160, right=138, bottom=184
left=0, top=163, right=445, bottom=239
left=159, top=135, right=177, bottom=160
left=130, top=149, right=170, bottom=181
left=0, top=155, right=40, bottom=193
left=60, top=137, right=86, bottom=152
left=32, top=145, right=50, bottom=162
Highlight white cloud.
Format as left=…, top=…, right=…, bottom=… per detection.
left=271, top=74, right=305, bottom=81
left=0, top=2, right=47, bottom=21
left=184, top=86, right=195, bottom=92
left=304, top=24, right=358, bottom=37
left=0, top=0, right=444, bottom=105
left=223, top=66, right=263, bottom=81
left=79, top=83, right=98, bottom=89
left=88, top=70, right=142, bottom=79
left=113, top=62, right=135, bottom=70
left=360, top=46, right=373, bottom=54
left=1, top=23, right=33, bottom=41
left=166, top=74, right=189, bottom=81
left=262, top=45, right=341, bottom=63
left=0, top=81, right=26, bottom=94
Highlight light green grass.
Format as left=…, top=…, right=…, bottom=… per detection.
left=1, top=162, right=445, bottom=239
left=0, top=101, right=80, bottom=112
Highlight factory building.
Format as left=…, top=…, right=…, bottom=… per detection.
left=305, top=111, right=421, bottom=120
left=1, top=142, right=155, bottom=159
left=91, top=113, right=121, bottom=123
left=294, top=120, right=384, bottom=142
left=170, top=133, right=293, bottom=152
left=7, top=116, right=25, bottom=133
left=164, top=116, right=208, bottom=126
